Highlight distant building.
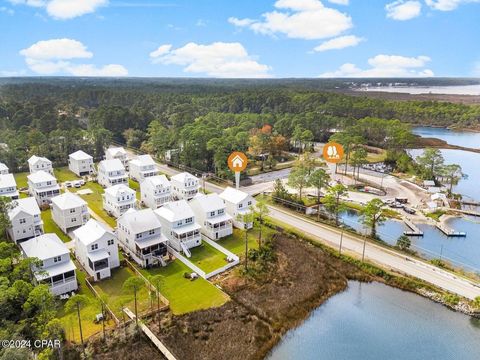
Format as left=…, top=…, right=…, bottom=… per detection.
left=73, top=219, right=120, bottom=281
left=155, top=199, right=201, bottom=254
left=171, top=172, right=199, bottom=200
left=105, top=147, right=129, bottom=169
left=128, top=154, right=159, bottom=182
left=27, top=171, right=60, bottom=206
left=97, top=159, right=128, bottom=188
left=117, top=208, right=168, bottom=267
left=28, top=155, right=53, bottom=175
left=51, top=192, right=90, bottom=233
left=7, top=197, right=43, bottom=244
left=219, top=187, right=255, bottom=229
left=68, top=150, right=94, bottom=177
left=140, top=175, right=171, bottom=209
left=0, top=174, right=19, bottom=200
left=102, top=183, right=136, bottom=218
left=189, top=193, right=233, bottom=240
left=0, top=162, right=8, bottom=175
left=20, top=234, right=78, bottom=296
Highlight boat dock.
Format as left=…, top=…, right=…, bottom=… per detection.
left=435, top=223, right=466, bottom=237
left=403, top=218, right=424, bottom=236
left=445, top=208, right=480, bottom=217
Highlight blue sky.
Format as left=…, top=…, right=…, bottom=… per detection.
left=0, top=0, right=479, bottom=78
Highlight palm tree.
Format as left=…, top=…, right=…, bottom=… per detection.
left=150, top=275, right=163, bottom=332
left=122, top=277, right=145, bottom=325
left=65, top=294, right=90, bottom=351
left=253, top=200, right=269, bottom=248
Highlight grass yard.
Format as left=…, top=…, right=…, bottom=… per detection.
left=128, top=179, right=141, bottom=200
left=77, top=182, right=117, bottom=228
left=57, top=268, right=114, bottom=342
left=93, top=267, right=153, bottom=319
left=139, top=260, right=229, bottom=315
left=188, top=242, right=229, bottom=273
left=217, top=227, right=275, bottom=257
left=14, top=172, right=29, bottom=189
left=41, top=209, right=71, bottom=243
left=54, top=167, right=80, bottom=182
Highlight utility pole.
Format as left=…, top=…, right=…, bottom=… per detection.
left=339, top=222, right=344, bottom=255
left=362, top=233, right=367, bottom=261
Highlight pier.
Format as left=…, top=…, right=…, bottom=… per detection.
left=444, top=208, right=480, bottom=217
left=435, top=223, right=466, bottom=237
left=403, top=218, right=424, bottom=236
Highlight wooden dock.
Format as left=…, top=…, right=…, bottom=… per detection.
left=403, top=218, right=423, bottom=236
left=445, top=208, right=480, bottom=217
left=435, top=223, right=466, bottom=237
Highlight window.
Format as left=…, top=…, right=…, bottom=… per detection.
left=107, top=239, right=114, bottom=246
left=210, top=211, right=215, bottom=217
left=19, top=218, right=26, bottom=224
left=53, top=255, right=61, bottom=263
left=70, top=208, right=75, bottom=214
left=91, top=244, right=98, bottom=251
left=238, top=204, right=243, bottom=208
left=185, top=217, right=193, bottom=224
left=71, top=217, right=76, bottom=222
left=149, top=229, right=155, bottom=235
left=218, top=209, right=224, bottom=215
left=136, top=233, right=142, bottom=239
left=247, top=201, right=252, bottom=206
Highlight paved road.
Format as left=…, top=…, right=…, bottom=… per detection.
left=268, top=205, right=480, bottom=300
left=119, top=145, right=480, bottom=299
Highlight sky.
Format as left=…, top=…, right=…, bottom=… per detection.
left=0, top=0, right=479, bottom=78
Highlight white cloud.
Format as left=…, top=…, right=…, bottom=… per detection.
left=328, top=0, right=349, bottom=4
left=319, top=54, right=434, bottom=77
left=229, top=0, right=352, bottom=40
left=0, top=6, right=15, bottom=15
left=313, top=35, right=364, bottom=52
left=8, top=0, right=107, bottom=19
left=473, top=62, right=480, bottom=76
left=149, top=42, right=271, bottom=78
left=425, top=0, right=480, bottom=11
left=20, top=38, right=127, bottom=76
left=386, top=1, right=421, bottom=20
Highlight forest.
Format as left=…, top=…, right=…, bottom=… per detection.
left=1, top=78, right=479, bottom=175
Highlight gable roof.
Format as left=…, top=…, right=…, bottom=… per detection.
left=69, top=150, right=93, bottom=161
left=171, top=172, right=198, bottom=184
left=73, top=219, right=113, bottom=246
left=143, top=174, right=170, bottom=188
left=51, top=192, right=86, bottom=209
left=99, top=159, right=125, bottom=172
left=130, top=154, right=156, bottom=167
left=219, top=187, right=251, bottom=204
left=27, top=170, right=56, bottom=184
left=106, top=147, right=127, bottom=157
left=119, top=208, right=161, bottom=234
left=0, top=162, right=8, bottom=172
left=155, top=199, right=194, bottom=222
left=28, top=155, right=51, bottom=166
left=20, top=233, right=69, bottom=260
left=8, top=197, right=40, bottom=219
left=0, top=173, right=16, bottom=188
left=191, top=193, right=225, bottom=213
left=104, top=184, right=135, bottom=197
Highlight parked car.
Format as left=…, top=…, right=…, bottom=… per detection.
left=404, top=207, right=416, bottom=215
left=64, top=181, right=72, bottom=188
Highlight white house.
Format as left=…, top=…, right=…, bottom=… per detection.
left=189, top=193, right=233, bottom=240
left=155, top=200, right=201, bottom=255
left=68, top=150, right=94, bottom=177
left=97, top=159, right=128, bottom=188
left=28, top=155, right=54, bottom=175
left=51, top=192, right=90, bottom=233
left=0, top=174, right=19, bottom=199
left=117, top=208, right=168, bottom=267
left=20, top=234, right=78, bottom=296
left=102, top=184, right=136, bottom=218
left=73, top=219, right=119, bottom=281
left=7, top=197, right=43, bottom=244
left=0, top=162, right=8, bottom=175
left=128, top=154, right=159, bottom=182
left=219, top=187, right=255, bottom=229
left=140, top=175, right=171, bottom=209
left=171, top=172, right=199, bottom=200
left=27, top=171, right=60, bottom=206
left=105, top=147, right=129, bottom=169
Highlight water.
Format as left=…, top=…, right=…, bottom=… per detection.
left=268, top=281, right=480, bottom=360
left=412, top=126, right=480, bottom=149
left=361, top=84, right=480, bottom=95
left=409, top=148, right=480, bottom=202
left=341, top=211, right=480, bottom=273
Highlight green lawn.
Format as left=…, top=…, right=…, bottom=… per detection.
left=93, top=267, right=153, bottom=319
left=41, top=209, right=71, bottom=243
left=57, top=268, right=114, bottom=342
left=14, top=172, right=29, bottom=189
left=129, top=179, right=141, bottom=200
left=188, top=242, right=229, bottom=273
left=76, top=182, right=117, bottom=228
left=217, top=227, right=274, bottom=256
left=139, top=260, right=229, bottom=315
left=54, top=167, right=80, bottom=182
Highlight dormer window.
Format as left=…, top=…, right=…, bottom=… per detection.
left=210, top=211, right=215, bottom=217
left=91, top=244, right=98, bottom=251
left=53, top=255, right=61, bottom=263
